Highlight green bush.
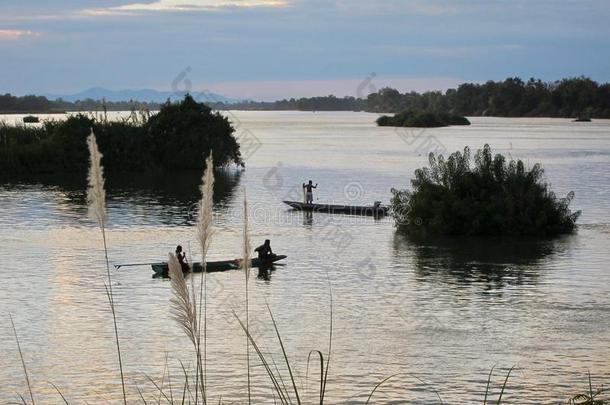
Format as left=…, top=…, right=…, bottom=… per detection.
left=145, top=94, right=242, bottom=169
left=376, top=109, right=470, bottom=128
left=391, top=145, right=581, bottom=236
left=0, top=95, right=243, bottom=176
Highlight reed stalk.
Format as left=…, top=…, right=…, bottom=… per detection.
left=241, top=189, right=253, bottom=404
left=50, top=383, right=69, bottom=405
left=9, top=314, right=35, bottom=405
left=196, top=153, right=215, bottom=404
left=86, top=130, right=126, bottom=404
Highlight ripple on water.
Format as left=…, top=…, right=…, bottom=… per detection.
left=2, top=114, right=610, bottom=403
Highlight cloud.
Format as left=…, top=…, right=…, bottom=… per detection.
left=0, top=29, right=39, bottom=40
left=82, top=0, right=288, bottom=15
left=335, top=0, right=460, bottom=16
left=372, top=44, right=524, bottom=57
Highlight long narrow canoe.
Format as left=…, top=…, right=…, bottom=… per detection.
left=283, top=200, right=389, bottom=216
left=151, top=255, right=287, bottom=277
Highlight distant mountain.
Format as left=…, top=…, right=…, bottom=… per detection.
left=44, top=87, right=238, bottom=104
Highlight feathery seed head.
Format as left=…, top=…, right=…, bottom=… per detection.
left=242, top=188, right=252, bottom=279
left=197, top=153, right=215, bottom=260
left=168, top=252, right=198, bottom=346
left=86, top=129, right=107, bottom=227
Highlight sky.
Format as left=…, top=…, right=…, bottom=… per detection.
left=1, top=0, right=610, bottom=100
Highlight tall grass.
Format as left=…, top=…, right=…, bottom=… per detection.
left=241, top=188, right=253, bottom=404
left=195, top=153, right=215, bottom=404
left=9, top=314, right=35, bottom=405
left=233, top=298, right=333, bottom=404
left=158, top=153, right=215, bottom=404
left=568, top=371, right=609, bottom=405
left=86, top=129, right=127, bottom=404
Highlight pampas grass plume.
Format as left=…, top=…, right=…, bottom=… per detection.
left=197, top=154, right=215, bottom=259
left=168, top=252, right=198, bottom=347
left=86, top=129, right=107, bottom=227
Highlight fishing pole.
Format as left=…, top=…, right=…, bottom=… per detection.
left=113, top=262, right=156, bottom=269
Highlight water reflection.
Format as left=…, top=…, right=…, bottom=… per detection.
left=302, top=211, right=313, bottom=226
left=0, top=169, right=242, bottom=227
left=256, top=264, right=281, bottom=282
left=393, top=232, right=573, bottom=290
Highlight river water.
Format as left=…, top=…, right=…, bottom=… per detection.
left=1, top=112, right=609, bottom=404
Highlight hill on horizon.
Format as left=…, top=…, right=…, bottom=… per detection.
left=43, top=87, right=238, bottom=104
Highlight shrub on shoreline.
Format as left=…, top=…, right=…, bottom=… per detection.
left=377, top=109, right=471, bottom=128
left=391, top=145, right=581, bottom=236
left=0, top=95, right=243, bottom=175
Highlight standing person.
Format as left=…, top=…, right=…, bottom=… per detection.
left=175, top=245, right=189, bottom=272
left=302, top=180, right=318, bottom=204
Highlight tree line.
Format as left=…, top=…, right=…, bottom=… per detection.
left=0, top=93, right=160, bottom=114
left=367, top=77, right=610, bottom=118
left=2, top=77, right=609, bottom=118
left=212, top=95, right=367, bottom=111
left=217, top=77, right=610, bottom=118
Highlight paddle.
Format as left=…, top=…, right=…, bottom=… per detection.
left=114, top=262, right=158, bottom=269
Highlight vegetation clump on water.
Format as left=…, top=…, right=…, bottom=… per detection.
left=0, top=95, right=243, bottom=176
left=377, top=109, right=471, bottom=128
left=21, top=115, right=40, bottom=124
left=390, top=145, right=581, bottom=236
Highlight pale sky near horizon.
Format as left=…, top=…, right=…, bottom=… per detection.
left=1, top=0, right=610, bottom=100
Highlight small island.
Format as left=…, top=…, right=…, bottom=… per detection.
left=376, top=110, right=471, bottom=128
left=22, top=115, right=40, bottom=123
left=390, top=145, right=581, bottom=236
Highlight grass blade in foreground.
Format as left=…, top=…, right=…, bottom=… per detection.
left=242, top=188, right=253, bottom=404
left=86, top=129, right=126, bottom=404
left=9, top=314, right=35, bottom=405
left=195, top=153, right=215, bottom=405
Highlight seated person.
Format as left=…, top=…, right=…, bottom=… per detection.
left=254, top=239, right=274, bottom=260
left=175, top=245, right=190, bottom=272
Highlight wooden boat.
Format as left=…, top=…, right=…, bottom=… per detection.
left=151, top=255, right=287, bottom=277
left=283, top=200, right=389, bottom=216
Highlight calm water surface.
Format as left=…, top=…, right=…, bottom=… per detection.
left=1, top=112, right=609, bottom=404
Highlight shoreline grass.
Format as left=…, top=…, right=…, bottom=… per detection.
left=7, top=285, right=609, bottom=404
